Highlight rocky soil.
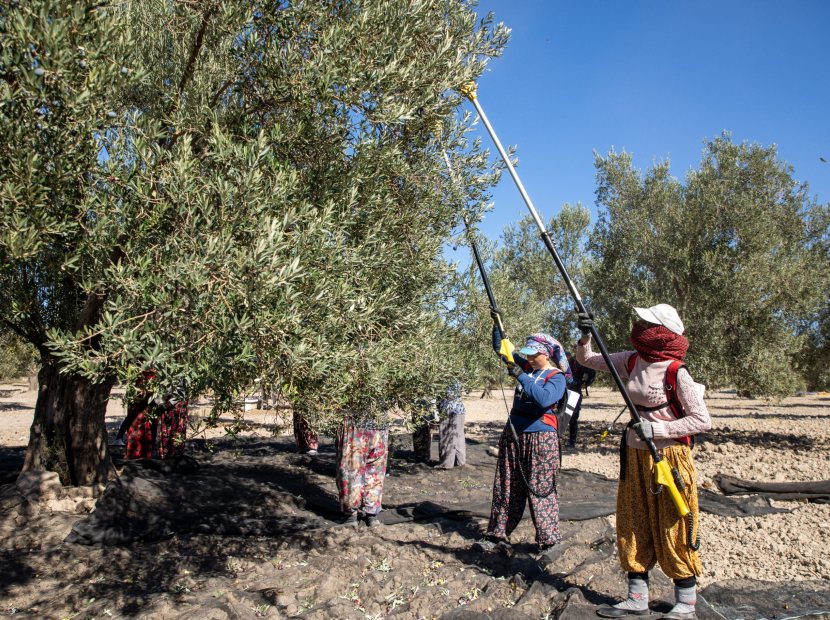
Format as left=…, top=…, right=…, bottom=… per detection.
left=0, top=382, right=829, bottom=619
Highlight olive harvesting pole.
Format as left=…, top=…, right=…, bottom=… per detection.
left=458, top=82, right=698, bottom=548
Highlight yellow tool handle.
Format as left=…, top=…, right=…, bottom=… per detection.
left=499, top=338, right=515, bottom=364
left=654, top=459, right=691, bottom=518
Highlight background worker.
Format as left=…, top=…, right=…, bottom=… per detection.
left=119, top=372, right=189, bottom=460
left=157, top=379, right=189, bottom=459
left=411, top=397, right=435, bottom=463
left=336, top=413, right=389, bottom=528
left=576, top=304, right=711, bottom=620
left=119, top=370, right=157, bottom=460
left=437, top=380, right=466, bottom=469
left=565, top=349, right=596, bottom=448
left=293, top=412, right=319, bottom=456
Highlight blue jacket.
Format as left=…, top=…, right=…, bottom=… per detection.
left=492, top=325, right=566, bottom=432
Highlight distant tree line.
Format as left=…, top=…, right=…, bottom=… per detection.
left=0, top=331, right=37, bottom=381
left=451, top=135, right=829, bottom=398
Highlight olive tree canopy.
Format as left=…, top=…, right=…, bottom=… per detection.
left=0, top=0, right=508, bottom=484
left=587, top=135, right=829, bottom=396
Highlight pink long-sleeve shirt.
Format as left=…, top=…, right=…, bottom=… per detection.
left=576, top=336, right=712, bottom=450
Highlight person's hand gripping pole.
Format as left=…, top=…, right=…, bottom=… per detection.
left=490, top=309, right=516, bottom=365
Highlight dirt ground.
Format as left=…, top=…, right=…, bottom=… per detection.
left=1, top=381, right=829, bottom=619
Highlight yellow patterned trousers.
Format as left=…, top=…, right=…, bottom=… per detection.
left=616, top=444, right=702, bottom=579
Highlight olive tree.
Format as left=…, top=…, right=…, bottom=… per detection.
left=796, top=206, right=830, bottom=390
left=587, top=134, right=829, bottom=396
left=0, top=0, right=508, bottom=484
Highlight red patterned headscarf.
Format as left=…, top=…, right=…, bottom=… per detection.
left=630, top=322, right=689, bottom=362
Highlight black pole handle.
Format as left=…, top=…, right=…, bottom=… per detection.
left=465, top=225, right=507, bottom=338
left=537, top=224, right=657, bottom=461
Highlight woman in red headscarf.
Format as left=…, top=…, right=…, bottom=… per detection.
left=576, top=304, right=711, bottom=620
left=120, top=371, right=157, bottom=460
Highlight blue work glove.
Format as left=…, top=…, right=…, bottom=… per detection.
left=632, top=420, right=654, bottom=441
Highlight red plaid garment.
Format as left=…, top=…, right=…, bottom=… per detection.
left=158, top=401, right=188, bottom=459
left=125, top=410, right=154, bottom=460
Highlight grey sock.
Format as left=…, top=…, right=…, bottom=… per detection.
left=613, top=577, right=649, bottom=611
left=668, top=584, right=696, bottom=614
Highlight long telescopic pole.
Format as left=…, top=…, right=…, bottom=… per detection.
left=441, top=151, right=514, bottom=362
left=457, top=83, right=655, bottom=456
left=466, top=220, right=508, bottom=337
left=449, top=92, right=698, bottom=546
left=442, top=154, right=500, bottom=328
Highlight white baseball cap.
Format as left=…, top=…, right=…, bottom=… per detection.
left=634, top=304, right=685, bottom=335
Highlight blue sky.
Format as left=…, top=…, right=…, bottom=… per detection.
left=449, top=0, right=830, bottom=248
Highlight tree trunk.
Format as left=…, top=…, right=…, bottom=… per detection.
left=480, top=380, right=496, bottom=399
left=23, top=361, right=117, bottom=486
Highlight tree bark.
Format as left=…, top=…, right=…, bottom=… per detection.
left=23, top=361, right=117, bottom=486
left=480, top=382, right=494, bottom=399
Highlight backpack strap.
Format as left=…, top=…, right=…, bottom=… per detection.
left=664, top=360, right=685, bottom=420
left=538, top=369, right=565, bottom=431
left=542, top=368, right=561, bottom=383
left=665, top=361, right=692, bottom=446
left=626, top=354, right=692, bottom=447
left=626, top=352, right=638, bottom=375
left=542, top=368, right=568, bottom=463
left=544, top=368, right=566, bottom=400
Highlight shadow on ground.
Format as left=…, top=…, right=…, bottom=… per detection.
left=0, top=437, right=828, bottom=619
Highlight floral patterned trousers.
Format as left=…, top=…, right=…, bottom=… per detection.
left=336, top=421, right=389, bottom=516
left=487, top=425, right=561, bottom=546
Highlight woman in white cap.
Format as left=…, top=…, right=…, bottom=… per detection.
left=576, top=304, right=711, bottom=620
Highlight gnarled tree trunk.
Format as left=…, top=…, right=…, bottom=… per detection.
left=23, top=361, right=116, bottom=486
